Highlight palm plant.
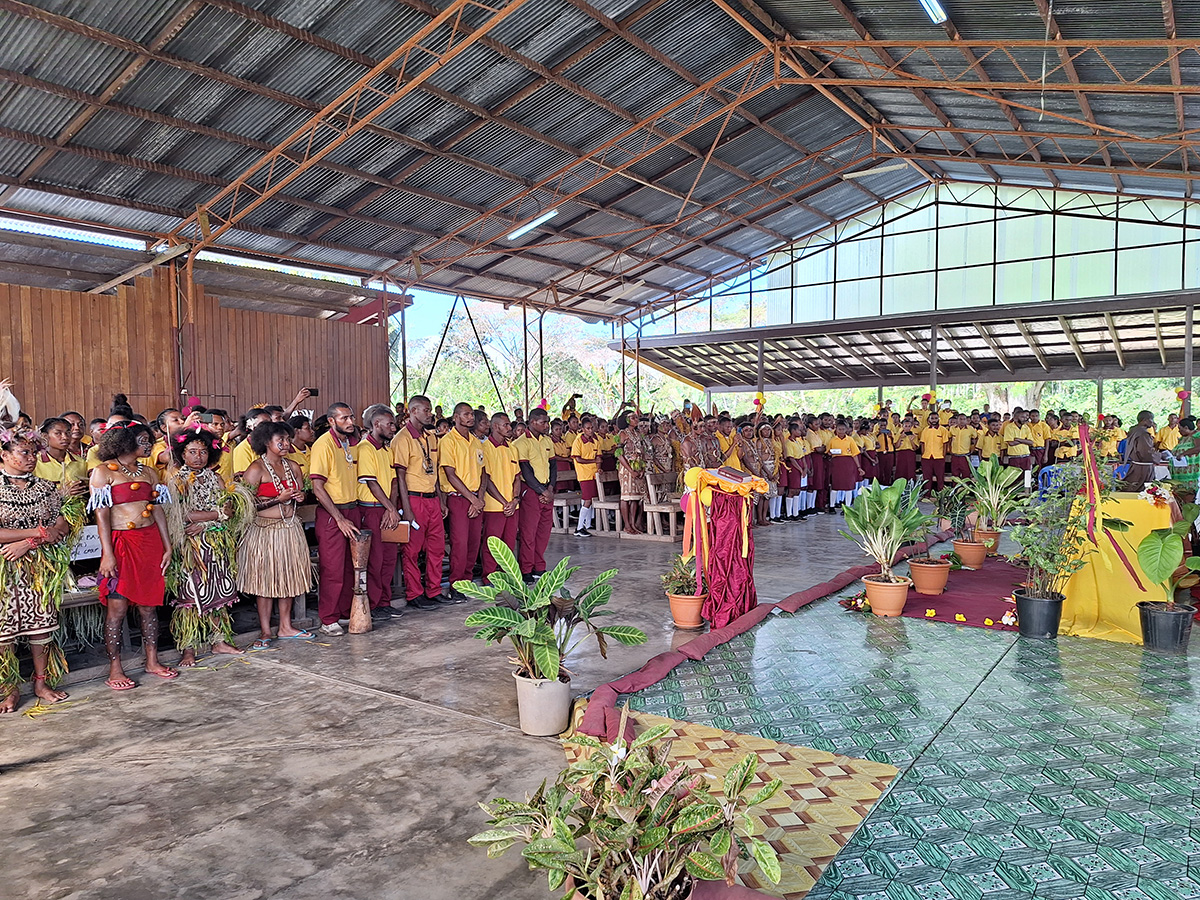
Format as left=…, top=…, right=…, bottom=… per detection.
left=460, top=537, right=647, bottom=681
left=840, top=478, right=929, bottom=583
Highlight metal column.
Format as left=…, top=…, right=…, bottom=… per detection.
left=1186, top=306, right=1195, bottom=418
left=756, top=338, right=765, bottom=395
left=1096, top=377, right=1104, bottom=417
left=930, top=325, right=939, bottom=394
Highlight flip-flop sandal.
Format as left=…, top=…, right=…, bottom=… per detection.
left=251, top=638, right=272, bottom=650
left=278, top=630, right=314, bottom=640
left=106, top=679, right=137, bottom=691
left=148, top=669, right=179, bottom=680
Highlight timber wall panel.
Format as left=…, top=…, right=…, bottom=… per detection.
left=0, top=274, right=389, bottom=423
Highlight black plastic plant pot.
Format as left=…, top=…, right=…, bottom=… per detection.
left=1014, top=589, right=1064, bottom=640
left=1138, top=601, right=1196, bottom=654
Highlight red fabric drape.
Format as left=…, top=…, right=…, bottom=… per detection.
left=701, top=490, right=756, bottom=628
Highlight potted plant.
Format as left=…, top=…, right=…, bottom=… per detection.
left=902, top=479, right=950, bottom=595
left=960, top=457, right=1022, bottom=555
left=840, top=478, right=927, bottom=616
left=1135, top=500, right=1200, bottom=652
left=939, top=485, right=988, bottom=570
left=662, top=554, right=708, bottom=629
left=1008, top=466, right=1095, bottom=639
left=469, top=708, right=783, bottom=899
left=460, top=538, right=648, bottom=736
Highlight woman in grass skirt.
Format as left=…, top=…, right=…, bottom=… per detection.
left=166, top=428, right=252, bottom=667
left=0, top=428, right=77, bottom=712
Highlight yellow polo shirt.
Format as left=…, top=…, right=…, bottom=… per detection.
left=828, top=435, right=860, bottom=457
left=439, top=427, right=485, bottom=494
left=216, top=442, right=234, bottom=484
left=150, top=439, right=171, bottom=479
left=855, top=433, right=876, bottom=453
left=308, top=431, right=359, bottom=505
left=977, top=432, right=1004, bottom=460
left=1029, top=421, right=1051, bottom=448
left=34, top=450, right=87, bottom=485
left=896, top=432, right=919, bottom=452
left=552, top=439, right=572, bottom=459
left=948, top=427, right=975, bottom=456
left=875, top=430, right=895, bottom=453
left=920, top=427, right=949, bottom=460
left=1002, top=423, right=1033, bottom=458
left=939, top=410, right=953, bottom=426
left=571, top=434, right=600, bottom=482
left=717, top=431, right=741, bottom=470
left=786, top=437, right=808, bottom=460
left=1157, top=426, right=1181, bottom=451
left=513, top=434, right=554, bottom=484
left=481, top=437, right=520, bottom=512
left=286, top=446, right=310, bottom=477
left=356, top=435, right=395, bottom=505
left=391, top=424, right=439, bottom=494
left=1056, top=428, right=1079, bottom=459
left=231, top=439, right=259, bottom=477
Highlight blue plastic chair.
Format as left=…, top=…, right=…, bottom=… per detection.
left=1037, top=464, right=1067, bottom=500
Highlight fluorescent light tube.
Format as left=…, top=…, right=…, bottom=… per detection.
left=506, top=209, right=559, bottom=240
left=918, top=0, right=947, bottom=24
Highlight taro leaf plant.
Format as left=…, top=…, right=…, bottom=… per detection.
left=961, top=456, right=1023, bottom=529
left=460, top=537, right=647, bottom=682
left=469, top=707, right=782, bottom=900
left=1136, top=502, right=1200, bottom=609
left=1008, top=464, right=1128, bottom=600
left=840, top=478, right=929, bottom=583
left=661, top=554, right=707, bottom=597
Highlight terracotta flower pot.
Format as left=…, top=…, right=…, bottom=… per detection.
left=566, top=874, right=694, bottom=900
left=667, top=592, right=706, bottom=629
left=974, top=528, right=1002, bottom=556
left=863, top=574, right=912, bottom=617
left=908, top=558, right=951, bottom=595
left=953, top=539, right=988, bottom=570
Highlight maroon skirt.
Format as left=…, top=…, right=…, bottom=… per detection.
left=860, top=453, right=877, bottom=481
left=894, top=449, right=917, bottom=481
left=829, top=455, right=859, bottom=492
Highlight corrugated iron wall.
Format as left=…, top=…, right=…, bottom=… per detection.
left=0, top=268, right=389, bottom=422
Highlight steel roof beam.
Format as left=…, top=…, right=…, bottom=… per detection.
left=938, top=329, right=981, bottom=376
left=794, top=336, right=859, bottom=380
left=861, top=332, right=916, bottom=379
left=1014, top=319, right=1052, bottom=373
left=825, top=332, right=886, bottom=378
left=1161, top=0, right=1192, bottom=196
left=896, top=328, right=946, bottom=376
left=823, top=0, right=1001, bottom=183
left=1058, top=316, right=1089, bottom=370
left=1104, top=312, right=1127, bottom=369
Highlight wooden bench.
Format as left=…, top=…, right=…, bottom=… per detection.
left=642, top=472, right=683, bottom=542
left=591, top=470, right=622, bottom=535
left=552, top=491, right=582, bottom=534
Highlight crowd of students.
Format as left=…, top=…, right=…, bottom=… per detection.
left=0, top=379, right=1192, bottom=712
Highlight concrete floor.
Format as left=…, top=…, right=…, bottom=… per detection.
left=0, top=515, right=866, bottom=900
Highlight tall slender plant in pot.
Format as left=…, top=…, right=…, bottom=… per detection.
left=1135, top=500, right=1200, bottom=652
left=840, top=478, right=927, bottom=616
left=460, top=538, right=647, bottom=736
left=961, top=457, right=1022, bottom=555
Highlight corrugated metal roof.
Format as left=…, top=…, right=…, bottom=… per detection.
left=0, top=0, right=1188, bottom=321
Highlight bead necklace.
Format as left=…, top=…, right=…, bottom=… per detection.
left=262, top=456, right=297, bottom=524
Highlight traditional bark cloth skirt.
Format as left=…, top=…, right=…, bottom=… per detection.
left=0, top=578, right=58, bottom=645
left=618, top=466, right=648, bottom=501
left=99, top=526, right=166, bottom=607
left=236, top=515, right=312, bottom=598
left=170, top=529, right=239, bottom=650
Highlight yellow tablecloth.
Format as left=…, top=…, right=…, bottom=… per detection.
left=1060, top=493, right=1173, bottom=643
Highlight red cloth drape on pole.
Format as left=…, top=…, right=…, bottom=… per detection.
left=701, top=490, right=756, bottom=628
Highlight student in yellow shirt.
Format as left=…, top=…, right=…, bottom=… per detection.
left=441, top=402, right=489, bottom=599
left=571, top=416, right=601, bottom=535
left=716, top=416, right=741, bottom=470
left=1002, top=410, right=1036, bottom=489
left=355, top=405, right=403, bottom=620
left=1055, top=414, right=1081, bottom=459
left=513, top=409, right=556, bottom=580
left=481, top=411, right=521, bottom=574
left=391, top=395, right=444, bottom=609
left=947, top=414, right=976, bottom=483
left=894, top=417, right=919, bottom=482
left=804, top=417, right=828, bottom=513
left=919, top=413, right=949, bottom=493
left=783, top=420, right=809, bottom=519
left=1028, top=409, right=1051, bottom=472
left=827, top=421, right=863, bottom=509
left=976, top=419, right=1005, bottom=461
left=855, top=423, right=878, bottom=489
left=231, top=408, right=271, bottom=478
left=308, top=403, right=363, bottom=635
left=285, top=413, right=316, bottom=476
left=1157, top=414, right=1181, bottom=451
left=36, top=416, right=88, bottom=499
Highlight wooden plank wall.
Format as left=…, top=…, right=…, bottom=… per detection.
left=0, top=269, right=389, bottom=423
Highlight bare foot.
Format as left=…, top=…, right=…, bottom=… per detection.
left=179, top=649, right=197, bottom=668
left=144, top=663, right=179, bottom=680
left=212, top=641, right=243, bottom=655
left=32, top=679, right=68, bottom=704
left=0, top=688, right=17, bottom=713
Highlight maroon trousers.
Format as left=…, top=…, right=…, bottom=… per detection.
left=894, top=449, right=917, bottom=481
left=518, top=485, right=553, bottom=575
left=877, top=451, right=895, bottom=485
left=920, top=456, right=946, bottom=493
left=949, top=455, right=972, bottom=481
left=315, top=505, right=363, bottom=625
left=447, top=494, right=484, bottom=586
left=482, top=509, right=519, bottom=577
left=359, top=505, right=399, bottom=609
left=401, top=495, right=444, bottom=602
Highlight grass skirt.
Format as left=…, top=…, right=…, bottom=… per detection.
left=237, top=516, right=311, bottom=599
left=170, top=606, right=236, bottom=651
